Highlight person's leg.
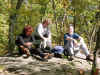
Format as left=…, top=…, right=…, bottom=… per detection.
left=18, top=47, right=30, bottom=58
left=31, top=48, right=43, bottom=56
left=79, top=42, right=90, bottom=56
left=64, top=40, right=75, bottom=60
left=41, top=39, right=52, bottom=54
left=64, top=40, right=74, bottom=56
left=40, top=39, right=47, bottom=48
left=36, top=48, right=53, bottom=60
left=32, top=48, right=50, bottom=58
left=46, top=39, right=52, bottom=50
left=79, top=40, right=93, bottom=61
left=41, top=39, right=54, bottom=59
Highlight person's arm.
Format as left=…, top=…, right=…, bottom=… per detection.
left=73, top=33, right=83, bottom=46
left=48, top=29, right=51, bottom=40
left=31, top=34, right=39, bottom=46
left=18, top=36, right=32, bottom=47
left=66, top=36, right=78, bottom=45
left=64, top=34, right=73, bottom=41
left=66, top=37, right=73, bottom=40
left=16, top=36, right=25, bottom=46
left=31, top=34, right=35, bottom=44
left=79, top=36, right=84, bottom=44
left=19, top=36, right=31, bottom=47
left=20, top=45, right=30, bottom=56
left=37, top=24, right=45, bottom=40
left=64, top=33, right=78, bottom=46
left=20, top=45, right=27, bottom=50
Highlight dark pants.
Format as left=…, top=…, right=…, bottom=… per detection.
left=18, top=46, right=47, bottom=58
left=34, top=35, right=52, bottom=50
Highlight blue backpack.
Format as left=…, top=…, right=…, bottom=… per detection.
left=52, top=46, right=64, bottom=54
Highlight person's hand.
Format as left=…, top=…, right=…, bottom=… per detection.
left=44, top=37, right=48, bottom=41
left=68, top=37, right=74, bottom=40
left=23, top=48, right=28, bottom=51
left=23, top=48, right=30, bottom=56
left=73, top=39, right=78, bottom=46
left=41, top=37, right=47, bottom=41
left=20, top=45, right=30, bottom=56
left=20, top=45, right=24, bottom=49
left=66, top=37, right=73, bottom=40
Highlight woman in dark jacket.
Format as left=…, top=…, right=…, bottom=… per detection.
left=16, top=25, right=50, bottom=60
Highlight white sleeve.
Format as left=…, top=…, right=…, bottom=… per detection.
left=48, top=30, right=51, bottom=39
left=79, top=37, right=84, bottom=44
left=37, top=24, right=45, bottom=39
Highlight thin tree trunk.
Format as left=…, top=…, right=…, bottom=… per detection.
left=91, top=6, right=100, bottom=74
left=50, top=0, right=58, bottom=33
left=60, top=9, right=67, bottom=45
left=50, top=0, right=59, bottom=45
left=8, top=0, right=24, bottom=54
left=83, top=16, right=97, bottom=50
left=91, top=26, right=100, bottom=75
left=89, top=25, right=97, bottom=50
left=61, top=9, right=67, bottom=32
left=73, top=8, right=76, bottom=32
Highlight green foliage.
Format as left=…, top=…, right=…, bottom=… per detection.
left=0, top=0, right=99, bottom=54
left=0, top=0, right=9, bottom=54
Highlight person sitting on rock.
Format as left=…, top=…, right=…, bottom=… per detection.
left=64, top=25, right=93, bottom=61
left=34, top=19, right=52, bottom=53
left=15, top=25, right=51, bottom=60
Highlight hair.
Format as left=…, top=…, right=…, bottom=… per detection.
left=69, top=24, right=74, bottom=28
left=42, top=19, right=49, bottom=24
left=68, top=24, right=74, bottom=32
left=23, top=25, right=33, bottom=34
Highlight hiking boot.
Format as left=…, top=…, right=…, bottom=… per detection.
left=86, top=55, right=93, bottom=61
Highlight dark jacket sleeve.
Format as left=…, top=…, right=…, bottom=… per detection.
left=15, top=35, right=25, bottom=46
left=31, top=34, right=41, bottom=45
left=31, top=34, right=36, bottom=44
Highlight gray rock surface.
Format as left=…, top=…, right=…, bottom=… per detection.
left=0, top=54, right=100, bottom=75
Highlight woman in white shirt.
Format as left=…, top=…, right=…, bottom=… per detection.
left=34, top=19, right=52, bottom=50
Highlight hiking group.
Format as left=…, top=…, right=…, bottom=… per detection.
left=16, top=19, right=93, bottom=61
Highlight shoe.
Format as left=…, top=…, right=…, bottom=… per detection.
left=68, top=56, right=74, bottom=61
left=43, top=53, right=49, bottom=59
left=41, top=58, right=48, bottom=62
left=47, top=53, right=54, bottom=59
left=22, top=54, right=29, bottom=58
left=54, top=53, right=62, bottom=58
left=86, top=55, right=93, bottom=61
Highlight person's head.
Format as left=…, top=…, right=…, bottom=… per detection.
left=23, top=25, right=33, bottom=36
left=42, top=19, right=50, bottom=28
left=68, top=25, right=74, bottom=35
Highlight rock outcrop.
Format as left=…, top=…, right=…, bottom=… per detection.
left=0, top=53, right=100, bottom=75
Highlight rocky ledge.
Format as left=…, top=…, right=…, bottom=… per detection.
left=0, top=53, right=100, bottom=75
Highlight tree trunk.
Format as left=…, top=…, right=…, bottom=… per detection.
left=8, top=0, right=24, bottom=54
left=50, top=0, right=59, bottom=45
left=91, top=2, right=100, bottom=74
left=73, top=8, right=76, bottom=32
left=50, top=0, right=58, bottom=33
left=91, top=26, right=100, bottom=75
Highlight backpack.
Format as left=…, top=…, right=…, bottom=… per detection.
left=52, top=46, right=64, bottom=54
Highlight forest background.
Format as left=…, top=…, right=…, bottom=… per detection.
left=0, top=0, right=100, bottom=56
